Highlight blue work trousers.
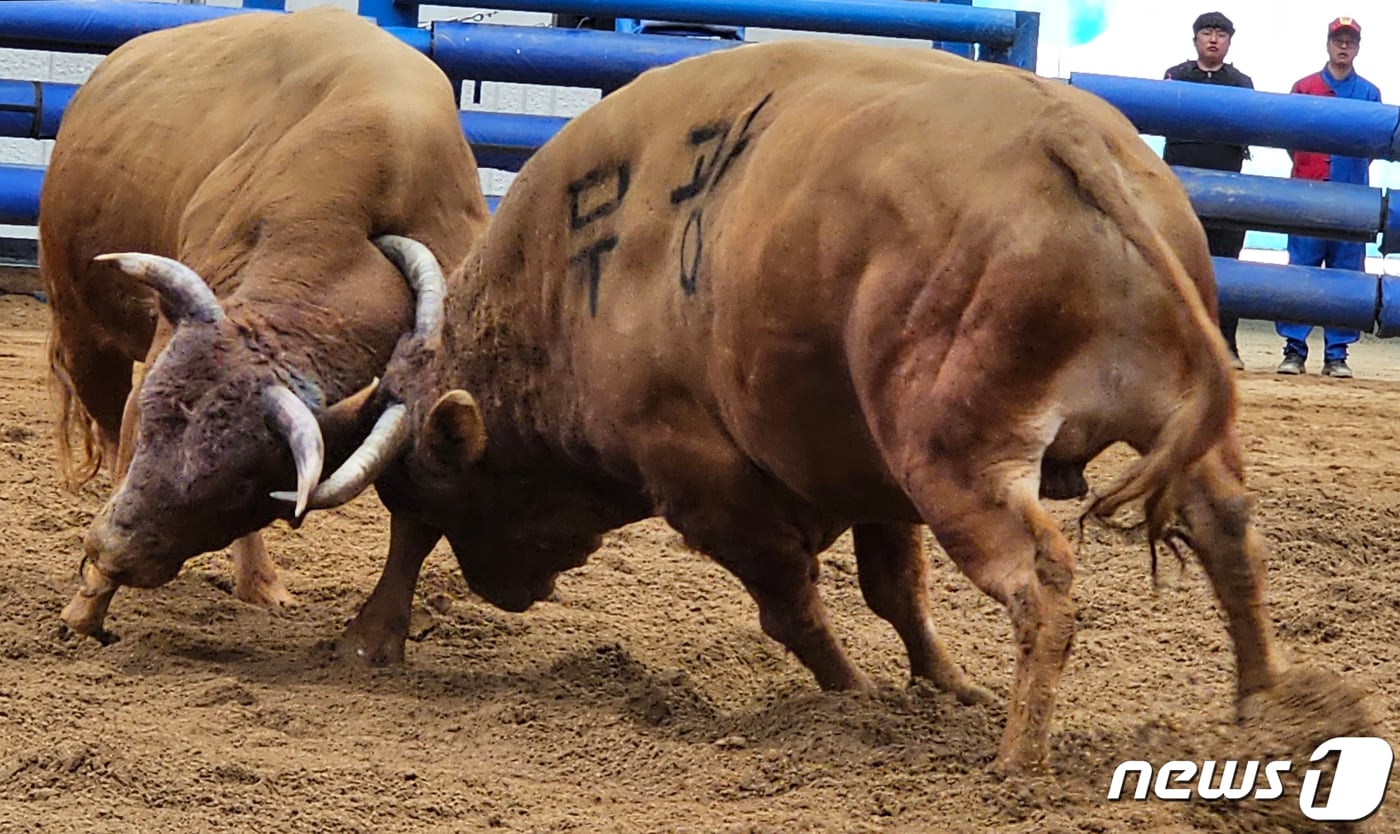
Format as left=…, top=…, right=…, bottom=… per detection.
left=1276, top=235, right=1366, bottom=361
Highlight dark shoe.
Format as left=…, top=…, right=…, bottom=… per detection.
left=1229, top=352, right=1245, bottom=371
left=1276, top=354, right=1305, bottom=375
left=1322, top=359, right=1353, bottom=379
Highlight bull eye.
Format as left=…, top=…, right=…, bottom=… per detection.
left=225, top=478, right=258, bottom=507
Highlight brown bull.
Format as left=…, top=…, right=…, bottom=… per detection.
left=43, top=7, right=488, bottom=641
left=298, top=40, right=1284, bottom=773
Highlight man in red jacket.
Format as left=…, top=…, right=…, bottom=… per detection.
left=1276, top=16, right=1382, bottom=379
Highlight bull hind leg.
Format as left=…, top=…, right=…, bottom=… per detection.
left=636, top=425, right=870, bottom=691
left=852, top=523, right=994, bottom=705
left=1177, top=450, right=1284, bottom=701
left=865, top=367, right=1076, bottom=770
left=913, top=468, right=1076, bottom=773
left=230, top=532, right=293, bottom=609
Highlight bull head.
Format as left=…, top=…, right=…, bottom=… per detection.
left=98, top=252, right=327, bottom=518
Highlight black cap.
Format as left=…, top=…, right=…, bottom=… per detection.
left=1193, top=11, right=1235, bottom=35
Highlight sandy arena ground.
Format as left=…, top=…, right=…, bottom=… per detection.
left=0, top=293, right=1397, bottom=833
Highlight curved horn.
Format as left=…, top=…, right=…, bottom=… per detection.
left=263, top=385, right=326, bottom=519
left=94, top=252, right=224, bottom=324
left=271, top=404, right=408, bottom=512
left=371, top=234, right=445, bottom=340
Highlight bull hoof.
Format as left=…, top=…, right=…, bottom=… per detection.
left=60, top=570, right=120, bottom=646
left=57, top=620, right=120, bottom=646
left=234, top=573, right=294, bottom=610
left=951, top=680, right=998, bottom=707
left=987, top=750, right=1049, bottom=778
left=58, top=603, right=119, bottom=647
left=336, top=618, right=407, bottom=667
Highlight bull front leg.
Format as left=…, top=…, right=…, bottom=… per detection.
left=60, top=556, right=121, bottom=645
left=852, top=523, right=995, bottom=705
left=230, top=532, right=293, bottom=609
left=339, top=513, right=442, bottom=665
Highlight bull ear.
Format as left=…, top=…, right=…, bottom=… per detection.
left=418, top=390, right=486, bottom=470
left=318, top=377, right=381, bottom=444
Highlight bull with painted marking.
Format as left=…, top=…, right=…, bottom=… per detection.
left=293, top=40, right=1285, bottom=774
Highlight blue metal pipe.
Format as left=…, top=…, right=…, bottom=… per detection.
left=359, top=0, right=416, bottom=28
left=998, top=12, right=1039, bottom=72
left=1376, top=276, right=1400, bottom=337
left=931, top=0, right=974, bottom=59
left=384, top=25, right=431, bottom=54
left=1385, top=195, right=1400, bottom=255
left=431, top=22, right=732, bottom=90
left=461, top=111, right=567, bottom=170
left=409, top=0, right=1020, bottom=45
left=0, top=164, right=42, bottom=226
left=0, top=0, right=252, bottom=53
left=1070, top=73, right=1400, bottom=161
left=1214, top=258, right=1379, bottom=332
left=0, top=80, right=76, bottom=141
left=1173, top=166, right=1384, bottom=242
left=0, top=78, right=569, bottom=169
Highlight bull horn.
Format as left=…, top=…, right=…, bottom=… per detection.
left=271, top=404, right=409, bottom=512
left=371, top=234, right=445, bottom=340
left=94, top=252, right=224, bottom=324
left=263, top=385, right=325, bottom=519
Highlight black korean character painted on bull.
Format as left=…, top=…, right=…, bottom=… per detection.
left=671, top=92, right=772, bottom=296
left=565, top=162, right=630, bottom=316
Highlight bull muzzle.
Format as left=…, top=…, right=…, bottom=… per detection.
left=81, top=505, right=182, bottom=590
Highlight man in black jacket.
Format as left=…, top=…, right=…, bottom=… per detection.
left=1163, top=11, right=1254, bottom=370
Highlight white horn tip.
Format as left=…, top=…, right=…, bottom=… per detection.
left=269, top=490, right=310, bottom=520
left=93, top=252, right=138, bottom=270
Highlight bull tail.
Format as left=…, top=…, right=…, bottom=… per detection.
left=45, top=287, right=105, bottom=490
left=1040, top=107, right=1236, bottom=539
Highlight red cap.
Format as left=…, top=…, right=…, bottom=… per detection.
left=1328, top=16, right=1361, bottom=38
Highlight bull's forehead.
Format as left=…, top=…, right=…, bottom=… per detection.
left=144, top=321, right=324, bottom=412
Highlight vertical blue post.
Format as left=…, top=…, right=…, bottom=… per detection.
left=358, top=0, right=417, bottom=27
left=982, top=10, right=1038, bottom=70
left=1008, top=11, right=1038, bottom=71
left=242, top=0, right=286, bottom=9
left=931, top=0, right=973, bottom=60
